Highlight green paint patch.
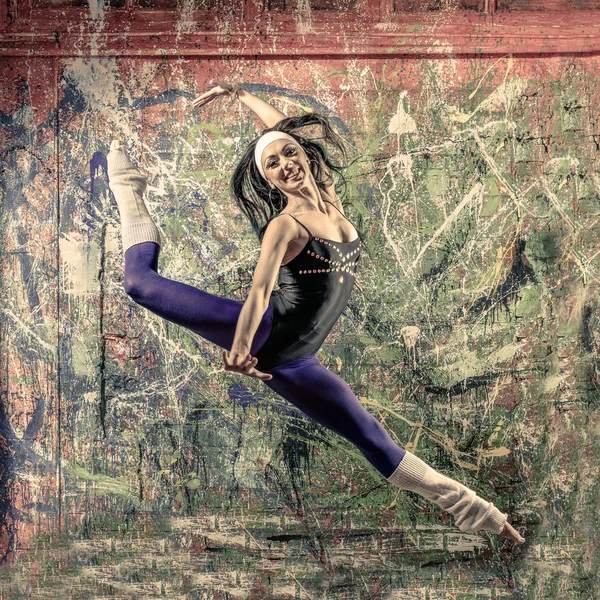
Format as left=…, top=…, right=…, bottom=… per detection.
left=185, top=169, right=227, bottom=181
left=68, top=463, right=136, bottom=499
left=431, top=343, right=521, bottom=388
left=167, top=450, right=181, bottom=465
left=516, top=285, right=542, bottom=318
left=481, top=177, right=501, bottom=216
left=557, top=315, right=580, bottom=337
left=188, top=123, right=224, bottom=138
left=425, top=167, right=449, bottom=198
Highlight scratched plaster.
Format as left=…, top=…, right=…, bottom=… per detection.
left=1, top=46, right=600, bottom=599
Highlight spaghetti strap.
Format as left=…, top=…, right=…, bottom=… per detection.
left=323, top=199, right=349, bottom=222
left=281, top=213, right=314, bottom=239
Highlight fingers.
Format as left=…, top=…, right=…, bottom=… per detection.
left=191, top=82, right=224, bottom=108
left=222, top=349, right=241, bottom=369
left=191, top=92, right=214, bottom=108
left=210, top=78, right=231, bottom=91
left=222, top=349, right=251, bottom=370
left=191, top=85, right=221, bottom=108
left=222, top=351, right=272, bottom=380
left=191, top=80, right=234, bottom=109
left=242, top=354, right=256, bottom=371
left=244, top=356, right=273, bottom=380
left=257, top=371, right=273, bottom=381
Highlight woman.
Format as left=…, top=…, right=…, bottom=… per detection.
left=106, top=80, right=525, bottom=545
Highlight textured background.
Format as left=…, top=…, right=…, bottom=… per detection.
left=1, top=1, right=600, bottom=598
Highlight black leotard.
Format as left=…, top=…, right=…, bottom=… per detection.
left=254, top=201, right=361, bottom=370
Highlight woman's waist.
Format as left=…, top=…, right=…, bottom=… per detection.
left=270, top=284, right=353, bottom=317
left=273, top=281, right=353, bottom=302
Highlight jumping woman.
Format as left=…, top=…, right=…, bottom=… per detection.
left=106, top=80, right=525, bottom=545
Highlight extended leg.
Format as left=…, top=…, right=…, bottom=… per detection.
left=386, top=450, right=507, bottom=534
left=121, top=243, right=272, bottom=353
left=263, top=355, right=508, bottom=535
left=106, top=142, right=272, bottom=354
left=263, top=355, right=405, bottom=478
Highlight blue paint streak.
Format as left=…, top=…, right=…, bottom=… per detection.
left=228, top=382, right=260, bottom=409
left=128, top=89, right=195, bottom=110
left=193, top=191, right=210, bottom=233
left=90, top=151, right=107, bottom=204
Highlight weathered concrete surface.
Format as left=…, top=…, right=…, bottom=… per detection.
left=1, top=2, right=600, bottom=598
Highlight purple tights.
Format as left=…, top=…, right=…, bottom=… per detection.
left=123, top=242, right=406, bottom=478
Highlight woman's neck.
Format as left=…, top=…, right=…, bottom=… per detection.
left=284, top=178, right=325, bottom=214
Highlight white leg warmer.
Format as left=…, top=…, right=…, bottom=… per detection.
left=106, top=140, right=162, bottom=254
left=387, top=450, right=508, bottom=535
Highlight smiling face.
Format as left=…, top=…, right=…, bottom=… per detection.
left=262, top=139, right=311, bottom=193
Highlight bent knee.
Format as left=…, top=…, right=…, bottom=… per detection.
left=123, top=275, right=150, bottom=304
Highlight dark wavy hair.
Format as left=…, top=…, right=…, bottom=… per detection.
left=231, top=112, right=364, bottom=246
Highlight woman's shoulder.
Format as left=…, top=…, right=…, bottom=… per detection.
left=263, top=212, right=302, bottom=243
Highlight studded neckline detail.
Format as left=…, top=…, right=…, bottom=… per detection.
left=296, top=235, right=360, bottom=280
left=282, top=234, right=359, bottom=268
left=312, top=235, right=360, bottom=246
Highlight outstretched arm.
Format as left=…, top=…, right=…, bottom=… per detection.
left=193, top=82, right=346, bottom=215
left=192, top=80, right=287, bottom=128
left=237, top=88, right=287, bottom=128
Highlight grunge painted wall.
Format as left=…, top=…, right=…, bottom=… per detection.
left=1, top=2, right=600, bottom=598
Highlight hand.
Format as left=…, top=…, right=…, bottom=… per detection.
left=222, top=350, right=273, bottom=381
left=191, top=79, right=239, bottom=110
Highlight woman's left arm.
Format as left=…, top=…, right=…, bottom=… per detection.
left=237, top=88, right=287, bottom=128
left=192, top=81, right=287, bottom=128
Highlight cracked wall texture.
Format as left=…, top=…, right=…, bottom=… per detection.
left=1, top=35, right=600, bottom=600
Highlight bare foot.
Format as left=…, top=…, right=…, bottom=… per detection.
left=500, top=521, right=525, bottom=545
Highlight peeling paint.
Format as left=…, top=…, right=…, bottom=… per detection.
left=1, top=14, right=600, bottom=598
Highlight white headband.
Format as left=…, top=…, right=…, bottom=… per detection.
left=254, top=131, right=298, bottom=179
